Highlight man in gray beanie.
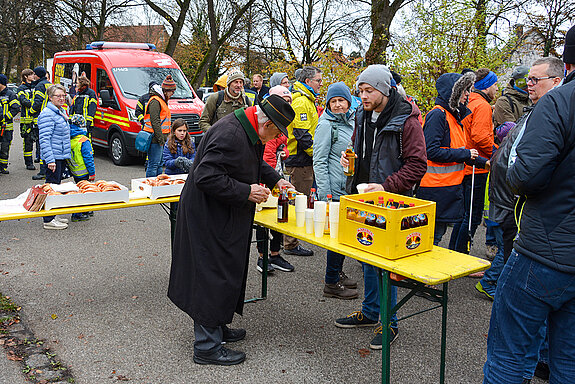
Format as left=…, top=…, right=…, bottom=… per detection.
left=493, top=65, right=532, bottom=128
left=335, top=64, right=427, bottom=350
left=199, top=69, right=254, bottom=131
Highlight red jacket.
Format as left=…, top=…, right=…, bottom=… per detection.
left=263, top=136, right=289, bottom=168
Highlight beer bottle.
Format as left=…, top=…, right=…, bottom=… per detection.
left=378, top=196, right=385, bottom=207
left=277, top=186, right=289, bottom=223
left=401, top=216, right=410, bottom=230
left=344, top=142, right=355, bottom=176
left=375, top=215, right=386, bottom=229
left=308, top=187, right=317, bottom=209
left=386, top=199, right=395, bottom=208
left=356, top=199, right=367, bottom=223
left=365, top=212, right=377, bottom=227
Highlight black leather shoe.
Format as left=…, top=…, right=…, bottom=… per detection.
left=26, top=164, right=36, bottom=170
left=284, top=245, right=313, bottom=256
left=32, top=173, right=45, bottom=180
left=193, top=347, right=246, bottom=366
left=0, top=169, right=9, bottom=174
left=222, top=325, right=246, bottom=343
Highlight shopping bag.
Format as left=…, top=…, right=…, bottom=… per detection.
left=135, top=130, right=153, bottom=152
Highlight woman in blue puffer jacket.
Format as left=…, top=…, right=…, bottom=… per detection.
left=313, top=81, right=358, bottom=300
left=38, top=84, right=72, bottom=230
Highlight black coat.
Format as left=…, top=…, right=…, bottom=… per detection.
left=168, top=109, right=281, bottom=326
left=506, top=72, right=575, bottom=273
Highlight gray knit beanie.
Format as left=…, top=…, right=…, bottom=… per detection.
left=270, top=72, right=288, bottom=87
left=357, top=65, right=392, bottom=96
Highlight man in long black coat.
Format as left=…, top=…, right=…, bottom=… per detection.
left=168, top=95, right=295, bottom=366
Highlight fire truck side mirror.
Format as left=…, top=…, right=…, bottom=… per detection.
left=100, top=90, right=112, bottom=108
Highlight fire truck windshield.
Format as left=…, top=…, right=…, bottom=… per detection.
left=112, top=67, right=195, bottom=100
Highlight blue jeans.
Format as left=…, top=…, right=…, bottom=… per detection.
left=361, top=263, right=398, bottom=328
left=434, top=222, right=448, bottom=246
left=483, top=250, right=575, bottom=384
left=325, top=250, right=345, bottom=284
left=449, top=172, right=488, bottom=253
left=146, top=143, right=163, bottom=177
left=485, top=224, right=496, bottom=246
left=479, top=224, right=505, bottom=294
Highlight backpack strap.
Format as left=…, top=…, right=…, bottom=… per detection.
left=504, top=93, right=517, bottom=116
left=212, top=90, right=225, bottom=122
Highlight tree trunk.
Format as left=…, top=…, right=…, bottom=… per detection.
left=365, top=0, right=403, bottom=65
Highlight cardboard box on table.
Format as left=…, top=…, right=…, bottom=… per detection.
left=44, top=182, right=129, bottom=210
left=338, top=191, right=436, bottom=260
left=131, top=174, right=188, bottom=200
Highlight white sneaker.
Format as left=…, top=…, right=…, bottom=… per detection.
left=43, top=219, right=68, bottom=230
left=56, top=217, right=69, bottom=224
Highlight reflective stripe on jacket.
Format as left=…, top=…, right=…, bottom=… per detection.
left=420, top=105, right=466, bottom=188
left=67, top=135, right=89, bottom=177
left=143, top=95, right=171, bottom=134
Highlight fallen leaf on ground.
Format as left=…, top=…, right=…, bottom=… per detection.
left=358, top=348, right=370, bottom=357
left=51, top=314, right=58, bottom=320
left=7, top=351, right=22, bottom=361
left=305, top=350, right=314, bottom=354
left=131, top=296, right=138, bottom=299
left=116, top=375, right=130, bottom=381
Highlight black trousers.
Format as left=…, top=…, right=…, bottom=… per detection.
left=193, top=323, right=223, bottom=354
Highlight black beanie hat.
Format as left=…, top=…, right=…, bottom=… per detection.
left=260, top=94, right=295, bottom=137
left=34, top=66, right=47, bottom=78
left=563, top=25, right=575, bottom=64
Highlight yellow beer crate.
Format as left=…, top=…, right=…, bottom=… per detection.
left=338, top=191, right=436, bottom=259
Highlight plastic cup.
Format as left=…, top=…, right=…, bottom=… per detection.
left=314, top=201, right=327, bottom=220
left=314, top=219, right=326, bottom=238
left=357, top=183, right=369, bottom=194
left=296, top=209, right=305, bottom=227
left=305, top=209, right=314, bottom=234
left=330, top=221, right=339, bottom=239
left=295, top=195, right=307, bottom=211
left=329, top=202, right=340, bottom=222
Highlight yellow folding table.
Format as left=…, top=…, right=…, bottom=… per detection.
left=254, top=206, right=490, bottom=384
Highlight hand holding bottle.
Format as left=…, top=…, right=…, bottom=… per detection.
left=249, top=184, right=271, bottom=204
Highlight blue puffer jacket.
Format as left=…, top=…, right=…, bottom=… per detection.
left=313, top=108, right=354, bottom=201
left=162, top=140, right=195, bottom=175
left=38, top=102, right=71, bottom=164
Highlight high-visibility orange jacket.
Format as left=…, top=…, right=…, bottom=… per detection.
left=143, top=95, right=171, bottom=135
left=463, top=91, right=494, bottom=175
left=420, top=105, right=467, bottom=188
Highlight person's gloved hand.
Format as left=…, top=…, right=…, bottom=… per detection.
left=174, top=157, right=186, bottom=170
left=88, top=174, right=96, bottom=182
left=181, top=158, right=194, bottom=173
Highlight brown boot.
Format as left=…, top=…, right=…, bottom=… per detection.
left=323, top=281, right=359, bottom=300
left=339, top=271, right=358, bottom=289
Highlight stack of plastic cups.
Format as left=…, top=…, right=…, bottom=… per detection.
left=329, top=202, right=340, bottom=239
left=305, top=209, right=314, bottom=234
left=295, top=195, right=307, bottom=227
left=314, top=201, right=327, bottom=238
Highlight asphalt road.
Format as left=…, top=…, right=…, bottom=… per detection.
left=0, top=130, right=545, bottom=383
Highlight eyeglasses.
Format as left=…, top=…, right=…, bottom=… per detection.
left=527, top=76, right=556, bottom=85
left=310, top=78, right=323, bottom=84
left=53, top=94, right=66, bottom=98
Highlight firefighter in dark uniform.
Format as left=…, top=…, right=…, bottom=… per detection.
left=30, top=66, right=52, bottom=180
left=0, top=74, right=21, bottom=174
left=135, top=81, right=157, bottom=127
left=70, top=76, right=97, bottom=140
left=17, top=69, right=37, bottom=170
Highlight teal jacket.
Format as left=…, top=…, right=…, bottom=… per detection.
left=313, top=108, right=355, bottom=201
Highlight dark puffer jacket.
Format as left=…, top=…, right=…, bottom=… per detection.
left=506, top=71, right=575, bottom=273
